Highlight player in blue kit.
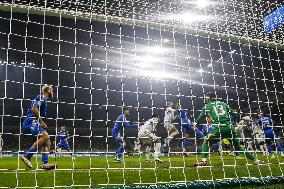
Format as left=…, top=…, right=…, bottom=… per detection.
left=176, top=107, right=204, bottom=156
left=21, top=84, right=56, bottom=170
left=257, top=111, right=284, bottom=158
left=112, top=107, right=136, bottom=163
left=56, top=125, right=71, bottom=152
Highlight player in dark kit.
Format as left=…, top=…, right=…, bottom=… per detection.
left=176, top=107, right=204, bottom=156
left=56, top=125, right=71, bottom=152
left=21, top=85, right=56, bottom=170
left=194, top=92, right=265, bottom=166
left=112, top=107, right=136, bottom=163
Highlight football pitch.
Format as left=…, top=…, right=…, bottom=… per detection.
left=0, top=154, right=284, bottom=188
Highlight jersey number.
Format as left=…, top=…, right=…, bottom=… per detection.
left=213, top=105, right=226, bottom=116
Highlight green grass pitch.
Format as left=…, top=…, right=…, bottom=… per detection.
left=0, top=154, right=284, bottom=188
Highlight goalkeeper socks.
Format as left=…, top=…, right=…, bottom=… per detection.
left=183, top=138, right=189, bottom=150
left=25, top=146, right=36, bottom=159
left=42, top=153, right=49, bottom=164
left=202, top=143, right=209, bottom=158
left=240, top=147, right=256, bottom=161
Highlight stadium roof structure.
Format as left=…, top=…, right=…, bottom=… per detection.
left=0, top=0, right=283, bottom=49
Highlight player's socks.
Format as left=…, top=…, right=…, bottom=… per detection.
left=42, top=153, right=48, bottom=164
left=267, top=145, right=274, bottom=154
left=201, top=143, right=209, bottom=158
left=276, top=143, right=283, bottom=153
left=145, top=146, right=150, bottom=160
left=25, top=146, right=36, bottom=160
left=117, top=144, right=125, bottom=159
left=183, top=138, right=189, bottom=150
left=154, top=143, right=161, bottom=159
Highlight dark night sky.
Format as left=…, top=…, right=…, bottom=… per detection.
left=0, top=6, right=283, bottom=150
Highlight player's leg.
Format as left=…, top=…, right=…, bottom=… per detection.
left=152, top=136, right=163, bottom=162
left=230, top=126, right=264, bottom=164
left=167, top=124, right=179, bottom=145
left=193, top=126, right=221, bottom=166
left=21, top=123, right=49, bottom=169
left=272, top=130, right=284, bottom=157
left=139, top=137, right=151, bottom=161
left=115, top=138, right=125, bottom=162
left=265, top=130, right=275, bottom=158
left=182, top=132, right=190, bottom=156
left=134, top=138, right=141, bottom=151
left=41, top=138, right=57, bottom=170
left=259, top=141, right=269, bottom=156
left=276, top=142, right=284, bottom=157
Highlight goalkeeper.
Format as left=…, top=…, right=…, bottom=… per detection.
left=193, top=92, right=265, bottom=166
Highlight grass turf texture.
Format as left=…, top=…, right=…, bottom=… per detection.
left=0, top=154, right=284, bottom=188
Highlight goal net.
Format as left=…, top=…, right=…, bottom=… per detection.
left=0, top=0, right=284, bottom=188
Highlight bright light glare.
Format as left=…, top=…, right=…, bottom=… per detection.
left=198, top=68, right=204, bottom=73
left=168, top=13, right=214, bottom=24
left=195, top=0, right=211, bottom=9
left=141, top=70, right=168, bottom=79
left=163, top=39, right=170, bottom=43
left=147, top=46, right=164, bottom=54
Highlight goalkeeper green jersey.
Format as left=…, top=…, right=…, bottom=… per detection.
left=196, top=100, right=231, bottom=125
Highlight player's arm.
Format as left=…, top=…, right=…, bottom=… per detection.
left=31, top=105, right=47, bottom=128
left=122, top=115, right=136, bottom=128
left=171, top=108, right=178, bottom=120
left=65, top=131, right=71, bottom=141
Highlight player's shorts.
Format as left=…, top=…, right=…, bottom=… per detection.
left=164, top=121, right=176, bottom=131
left=207, top=123, right=240, bottom=146
left=138, top=130, right=158, bottom=146
left=195, top=129, right=205, bottom=138
left=23, top=118, right=46, bottom=136
left=264, top=129, right=275, bottom=140
left=181, top=118, right=192, bottom=133
left=264, top=129, right=276, bottom=144
left=57, top=140, right=70, bottom=150
left=113, top=133, right=124, bottom=144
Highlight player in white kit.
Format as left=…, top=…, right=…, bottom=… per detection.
left=138, top=114, right=163, bottom=162
left=163, top=102, right=179, bottom=147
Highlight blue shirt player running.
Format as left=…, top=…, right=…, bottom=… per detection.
left=56, top=125, right=71, bottom=152
left=112, top=107, right=135, bottom=163
left=21, top=84, right=56, bottom=170
left=257, top=111, right=284, bottom=158
left=176, top=107, right=204, bottom=156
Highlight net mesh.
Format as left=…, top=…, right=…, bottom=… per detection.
left=0, top=0, right=284, bottom=188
